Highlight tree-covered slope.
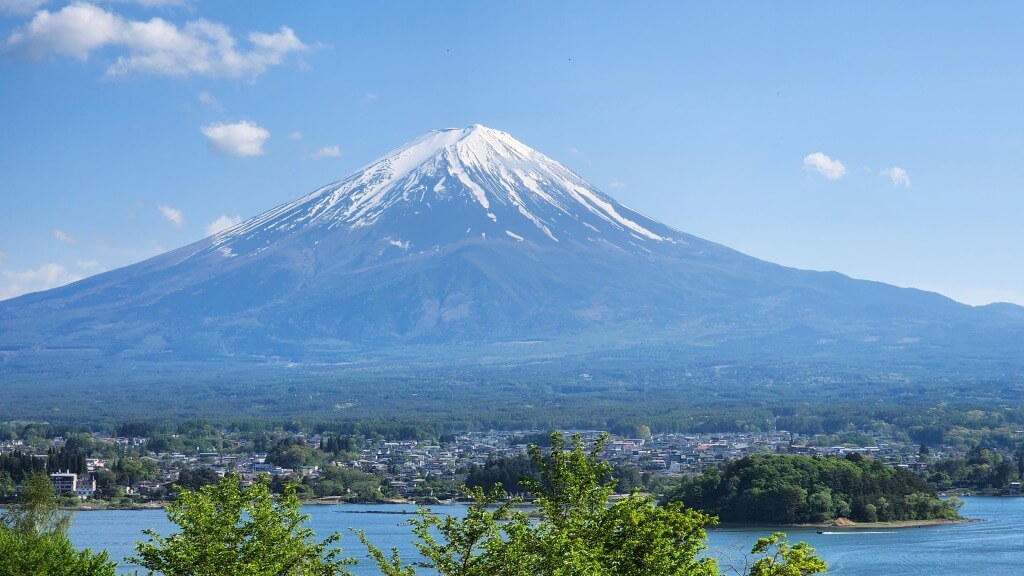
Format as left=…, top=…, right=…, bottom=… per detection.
left=665, top=453, right=961, bottom=524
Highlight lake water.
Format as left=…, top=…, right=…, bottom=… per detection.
left=69, top=496, right=1023, bottom=575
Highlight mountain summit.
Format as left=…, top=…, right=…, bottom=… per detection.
left=206, top=124, right=677, bottom=259
left=1, top=125, right=1022, bottom=366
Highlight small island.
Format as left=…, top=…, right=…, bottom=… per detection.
left=664, top=453, right=963, bottom=526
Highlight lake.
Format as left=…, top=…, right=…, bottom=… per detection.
left=69, top=496, right=1023, bottom=575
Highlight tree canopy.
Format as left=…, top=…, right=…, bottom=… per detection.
left=361, top=433, right=827, bottom=576
left=0, top=473, right=116, bottom=576
left=131, top=474, right=355, bottom=576
left=666, top=453, right=961, bottom=524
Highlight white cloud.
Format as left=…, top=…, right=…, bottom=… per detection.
left=5, top=3, right=308, bottom=79
left=289, top=130, right=302, bottom=140
left=361, top=92, right=378, bottom=103
left=200, top=120, right=269, bottom=156
left=157, top=203, right=184, bottom=226
left=608, top=179, right=625, bottom=189
left=5, top=2, right=122, bottom=58
left=567, top=147, right=579, bottom=154
left=803, top=152, right=847, bottom=180
left=0, top=263, right=83, bottom=301
left=53, top=229, right=80, bottom=243
left=313, top=145, right=340, bottom=160
left=205, top=214, right=241, bottom=235
left=0, top=0, right=47, bottom=15
left=197, top=90, right=219, bottom=108
left=881, top=166, right=911, bottom=188
left=76, top=259, right=101, bottom=270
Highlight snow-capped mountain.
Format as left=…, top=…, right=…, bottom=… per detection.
left=206, top=124, right=675, bottom=256
left=1, top=125, right=1022, bottom=366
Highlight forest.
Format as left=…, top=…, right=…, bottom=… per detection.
left=665, top=453, right=962, bottom=524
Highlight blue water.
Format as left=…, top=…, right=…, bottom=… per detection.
left=69, top=497, right=1023, bottom=575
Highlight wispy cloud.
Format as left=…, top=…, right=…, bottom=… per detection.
left=881, top=166, right=911, bottom=188
left=289, top=130, right=302, bottom=140
left=53, top=229, right=80, bottom=244
left=157, top=203, right=184, bottom=226
left=361, top=92, right=378, bottom=103
left=5, top=3, right=308, bottom=79
left=567, top=147, right=579, bottom=154
left=197, top=90, right=220, bottom=108
left=0, top=262, right=82, bottom=301
left=803, top=152, right=847, bottom=180
left=200, top=120, right=269, bottom=156
left=312, top=145, right=340, bottom=160
left=205, top=214, right=241, bottom=235
left=76, top=259, right=101, bottom=270
left=608, top=179, right=625, bottom=189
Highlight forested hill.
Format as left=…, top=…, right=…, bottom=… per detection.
left=665, top=453, right=961, bottom=524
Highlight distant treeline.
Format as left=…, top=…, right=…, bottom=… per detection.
left=927, top=446, right=1024, bottom=491
left=0, top=447, right=87, bottom=483
left=465, top=455, right=537, bottom=495
left=2, top=402, right=1022, bottom=456
left=665, top=453, right=961, bottom=524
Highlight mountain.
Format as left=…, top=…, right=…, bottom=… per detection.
left=2, top=125, right=1023, bottom=371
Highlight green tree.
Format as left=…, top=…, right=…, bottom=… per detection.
left=93, top=469, right=121, bottom=500
left=744, top=533, right=828, bottom=576
left=0, top=473, right=115, bottom=576
left=313, top=466, right=381, bottom=499
left=4, top=472, right=72, bottom=536
left=268, top=438, right=319, bottom=470
left=175, top=466, right=222, bottom=491
left=359, top=433, right=826, bottom=576
left=359, top=484, right=529, bottom=576
left=668, top=453, right=958, bottom=524
left=519, top=433, right=719, bottom=576
left=131, top=474, right=353, bottom=575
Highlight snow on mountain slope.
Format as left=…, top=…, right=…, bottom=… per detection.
left=197, top=125, right=681, bottom=262
left=1, top=125, right=1023, bottom=365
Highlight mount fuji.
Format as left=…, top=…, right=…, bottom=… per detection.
left=2, top=125, right=1023, bottom=372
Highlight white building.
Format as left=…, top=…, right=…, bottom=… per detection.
left=49, top=470, right=96, bottom=499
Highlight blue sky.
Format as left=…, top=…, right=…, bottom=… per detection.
left=1, top=1, right=1022, bottom=304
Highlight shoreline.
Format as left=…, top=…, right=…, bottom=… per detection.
left=713, top=517, right=975, bottom=531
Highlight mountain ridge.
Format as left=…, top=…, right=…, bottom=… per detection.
left=1, top=125, right=1022, bottom=372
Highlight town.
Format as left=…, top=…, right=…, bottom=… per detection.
left=2, top=424, right=1020, bottom=505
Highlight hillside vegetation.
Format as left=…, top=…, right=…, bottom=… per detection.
left=665, top=453, right=961, bottom=524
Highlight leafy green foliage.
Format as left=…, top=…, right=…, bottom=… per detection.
left=520, top=433, right=721, bottom=576
left=268, top=437, right=321, bottom=470
left=0, top=473, right=115, bottom=576
left=927, top=445, right=1018, bottom=490
left=667, top=453, right=960, bottom=524
left=175, top=467, right=222, bottom=491
left=0, top=450, right=47, bottom=486
left=743, top=533, right=828, bottom=576
left=360, top=433, right=826, bottom=576
left=311, top=465, right=381, bottom=499
left=110, top=456, right=161, bottom=486
left=464, top=454, right=537, bottom=495
left=130, top=474, right=354, bottom=575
